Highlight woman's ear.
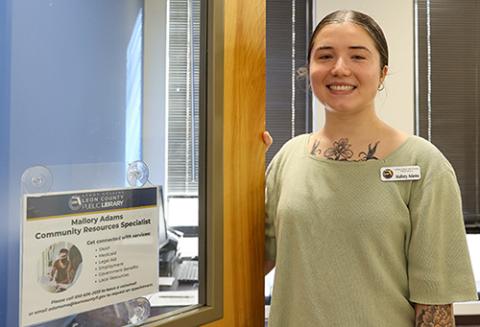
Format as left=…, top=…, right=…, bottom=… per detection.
left=380, top=65, right=389, bottom=83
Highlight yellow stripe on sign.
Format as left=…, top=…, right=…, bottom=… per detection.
left=26, top=205, right=157, bottom=221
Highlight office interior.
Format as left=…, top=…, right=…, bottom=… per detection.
left=1, top=0, right=480, bottom=326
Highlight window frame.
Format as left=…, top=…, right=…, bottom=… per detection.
left=143, top=0, right=224, bottom=325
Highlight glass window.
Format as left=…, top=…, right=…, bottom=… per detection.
left=0, top=0, right=223, bottom=326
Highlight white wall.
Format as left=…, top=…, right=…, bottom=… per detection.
left=143, top=0, right=168, bottom=190
left=313, top=1, right=414, bottom=134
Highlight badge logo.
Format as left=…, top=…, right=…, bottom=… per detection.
left=382, top=169, right=394, bottom=179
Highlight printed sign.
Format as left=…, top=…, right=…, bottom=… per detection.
left=20, top=187, right=159, bottom=326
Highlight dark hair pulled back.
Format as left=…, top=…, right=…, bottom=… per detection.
left=308, top=10, right=389, bottom=71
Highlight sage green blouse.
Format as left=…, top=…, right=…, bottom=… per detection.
left=265, top=134, right=478, bottom=327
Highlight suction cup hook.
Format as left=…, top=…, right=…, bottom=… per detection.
left=21, top=166, right=53, bottom=194
left=126, top=297, right=151, bottom=325
left=127, top=160, right=149, bottom=187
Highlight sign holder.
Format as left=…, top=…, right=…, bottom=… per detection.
left=19, top=161, right=157, bottom=326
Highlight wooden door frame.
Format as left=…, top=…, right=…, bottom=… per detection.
left=204, top=0, right=266, bottom=326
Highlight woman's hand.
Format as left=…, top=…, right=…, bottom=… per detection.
left=263, top=131, right=273, bottom=152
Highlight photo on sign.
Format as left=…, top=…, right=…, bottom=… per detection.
left=37, top=242, right=83, bottom=293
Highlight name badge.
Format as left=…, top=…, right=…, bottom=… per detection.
left=380, top=165, right=421, bottom=182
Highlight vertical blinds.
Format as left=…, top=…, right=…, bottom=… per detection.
left=416, top=0, right=480, bottom=232
left=266, top=0, right=312, bottom=165
left=167, top=0, right=200, bottom=195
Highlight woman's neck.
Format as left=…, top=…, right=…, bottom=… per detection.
left=309, top=107, right=408, bottom=161
left=321, top=108, right=386, bottom=141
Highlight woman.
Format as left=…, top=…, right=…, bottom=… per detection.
left=264, top=10, right=478, bottom=326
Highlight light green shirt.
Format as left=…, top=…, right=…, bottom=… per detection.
left=265, top=134, right=478, bottom=327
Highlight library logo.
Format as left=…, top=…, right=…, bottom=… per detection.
left=68, top=196, right=82, bottom=211
left=382, top=169, right=394, bottom=179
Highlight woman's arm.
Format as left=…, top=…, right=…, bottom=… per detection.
left=263, top=131, right=274, bottom=277
left=414, top=303, right=455, bottom=327
left=50, top=265, right=57, bottom=280
left=50, top=260, right=59, bottom=280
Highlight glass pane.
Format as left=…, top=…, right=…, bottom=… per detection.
left=0, top=0, right=203, bottom=325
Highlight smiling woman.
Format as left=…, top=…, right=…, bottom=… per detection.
left=265, top=9, right=478, bottom=327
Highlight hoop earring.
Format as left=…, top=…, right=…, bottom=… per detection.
left=378, top=83, right=385, bottom=91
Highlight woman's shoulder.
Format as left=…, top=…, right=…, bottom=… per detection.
left=273, top=134, right=309, bottom=159
left=267, top=134, right=309, bottom=172
left=404, top=135, right=449, bottom=161
left=396, top=135, right=455, bottom=181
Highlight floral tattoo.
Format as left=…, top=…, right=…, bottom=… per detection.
left=324, top=138, right=354, bottom=160
left=415, top=305, right=454, bottom=327
left=310, top=138, right=380, bottom=162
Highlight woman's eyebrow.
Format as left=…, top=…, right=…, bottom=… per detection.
left=314, top=46, right=333, bottom=51
left=314, top=45, right=372, bottom=52
left=349, top=46, right=372, bottom=53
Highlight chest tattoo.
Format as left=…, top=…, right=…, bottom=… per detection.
left=358, top=141, right=380, bottom=160
left=310, top=138, right=380, bottom=161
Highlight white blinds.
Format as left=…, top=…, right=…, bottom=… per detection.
left=167, top=0, right=200, bottom=195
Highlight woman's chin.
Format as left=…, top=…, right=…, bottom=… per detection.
left=324, top=104, right=359, bottom=115
left=321, top=101, right=375, bottom=116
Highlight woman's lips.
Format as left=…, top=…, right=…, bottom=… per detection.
left=327, top=84, right=356, bottom=91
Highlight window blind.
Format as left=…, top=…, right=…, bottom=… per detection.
left=167, top=0, right=200, bottom=195
left=266, top=0, right=312, bottom=165
left=416, top=0, right=480, bottom=232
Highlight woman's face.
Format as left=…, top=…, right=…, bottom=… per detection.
left=309, top=22, right=387, bottom=115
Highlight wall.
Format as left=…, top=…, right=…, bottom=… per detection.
left=143, top=0, right=167, bottom=190
left=313, top=1, right=414, bottom=134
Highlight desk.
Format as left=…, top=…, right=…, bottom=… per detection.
left=149, top=281, right=199, bottom=316
left=149, top=236, right=200, bottom=316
